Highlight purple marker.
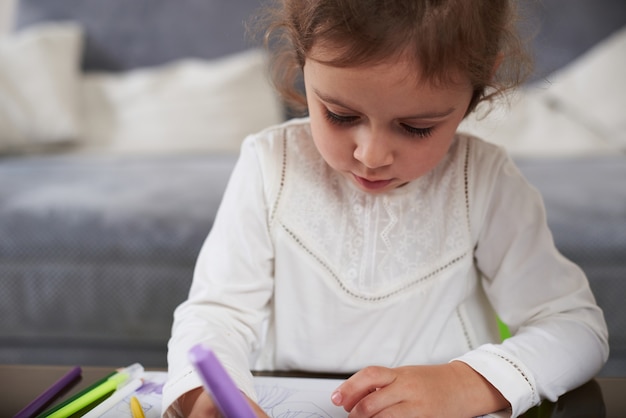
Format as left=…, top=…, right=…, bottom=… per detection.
left=14, top=365, right=82, bottom=418
left=188, top=344, right=257, bottom=418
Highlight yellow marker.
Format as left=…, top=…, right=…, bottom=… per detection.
left=130, top=396, right=146, bottom=418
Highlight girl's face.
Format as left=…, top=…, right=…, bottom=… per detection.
left=303, top=47, right=474, bottom=194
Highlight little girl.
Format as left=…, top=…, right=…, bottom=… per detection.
left=163, top=0, right=609, bottom=417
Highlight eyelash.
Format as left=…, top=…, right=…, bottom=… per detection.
left=324, top=109, right=434, bottom=139
left=401, top=124, right=433, bottom=139
left=324, top=110, right=359, bottom=126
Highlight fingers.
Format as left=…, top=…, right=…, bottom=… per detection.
left=331, top=364, right=501, bottom=417
left=181, top=387, right=268, bottom=418
left=331, top=366, right=397, bottom=413
left=186, top=390, right=221, bottom=418
left=353, top=400, right=417, bottom=418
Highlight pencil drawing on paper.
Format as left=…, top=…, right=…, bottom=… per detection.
left=256, top=382, right=297, bottom=408
left=255, top=382, right=345, bottom=418
left=270, top=401, right=334, bottom=418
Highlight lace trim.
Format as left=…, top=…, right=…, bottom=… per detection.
left=269, top=132, right=287, bottom=224
left=456, top=308, right=474, bottom=350
left=282, top=222, right=470, bottom=302
left=486, top=350, right=538, bottom=403
left=274, top=130, right=474, bottom=302
left=457, top=140, right=474, bottom=349
left=463, top=139, right=471, bottom=231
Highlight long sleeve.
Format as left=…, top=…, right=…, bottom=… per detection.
left=455, top=143, right=609, bottom=416
left=162, top=136, right=275, bottom=412
left=162, top=121, right=609, bottom=417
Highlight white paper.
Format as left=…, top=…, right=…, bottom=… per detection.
left=255, top=376, right=347, bottom=417
left=96, top=371, right=507, bottom=418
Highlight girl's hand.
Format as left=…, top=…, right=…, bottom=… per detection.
left=330, top=361, right=509, bottom=417
left=179, top=387, right=270, bottom=418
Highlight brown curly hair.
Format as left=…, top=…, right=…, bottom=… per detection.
left=252, top=0, right=532, bottom=116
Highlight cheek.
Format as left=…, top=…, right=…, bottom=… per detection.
left=308, top=104, right=328, bottom=143
left=309, top=113, right=328, bottom=150
left=312, top=129, right=355, bottom=173
left=400, top=136, right=455, bottom=178
left=314, top=128, right=346, bottom=161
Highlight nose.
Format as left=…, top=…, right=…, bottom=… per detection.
left=353, top=129, right=394, bottom=169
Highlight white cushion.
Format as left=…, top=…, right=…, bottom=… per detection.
left=0, top=22, right=82, bottom=153
left=544, top=26, right=626, bottom=150
left=80, top=48, right=284, bottom=154
left=460, top=26, right=626, bottom=156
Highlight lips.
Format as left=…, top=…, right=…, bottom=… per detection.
left=353, top=174, right=393, bottom=191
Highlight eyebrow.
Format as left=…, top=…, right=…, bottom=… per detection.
left=314, top=89, right=354, bottom=109
left=314, top=88, right=456, bottom=120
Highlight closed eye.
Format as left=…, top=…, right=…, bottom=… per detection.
left=400, top=124, right=433, bottom=138
left=325, top=108, right=434, bottom=138
left=324, top=109, right=360, bottom=126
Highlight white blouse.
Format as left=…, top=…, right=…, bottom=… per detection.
left=163, top=118, right=608, bottom=417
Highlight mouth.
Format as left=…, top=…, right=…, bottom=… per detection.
left=353, top=174, right=393, bottom=191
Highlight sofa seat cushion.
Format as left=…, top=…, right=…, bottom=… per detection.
left=0, top=153, right=237, bottom=366
left=516, top=155, right=626, bottom=376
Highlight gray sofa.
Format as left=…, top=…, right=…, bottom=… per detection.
left=1, top=0, right=625, bottom=380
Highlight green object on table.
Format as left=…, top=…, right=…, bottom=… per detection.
left=36, top=371, right=116, bottom=417
left=43, top=372, right=129, bottom=418
left=37, top=371, right=124, bottom=418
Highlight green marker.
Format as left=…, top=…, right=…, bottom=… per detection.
left=41, top=372, right=129, bottom=418
left=36, top=371, right=116, bottom=417
left=44, top=372, right=129, bottom=418
left=37, top=363, right=144, bottom=418
left=48, top=373, right=130, bottom=418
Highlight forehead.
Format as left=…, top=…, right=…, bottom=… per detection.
left=304, top=55, right=473, bottom=119
left=306, top=44, right=470, bottom=91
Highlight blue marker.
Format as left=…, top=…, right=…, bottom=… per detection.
left=188, top=343, right=257, bottom=418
